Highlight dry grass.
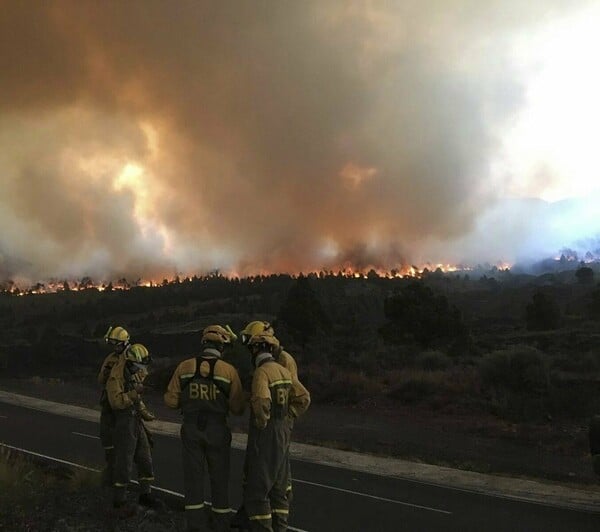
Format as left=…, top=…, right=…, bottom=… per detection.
left=0, top=446, right=98, bottom=510
left=0, top=446, right=54, bottom=502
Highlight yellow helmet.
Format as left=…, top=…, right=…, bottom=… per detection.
left=247, top=331, right=280, bottom=350
left=201, top=324, right=237, bottom=345
left=125, top=343, right=150, bottom=364
left=240, top=321, right=274, bottom=345
left=104, top=326, right=130, bottom=345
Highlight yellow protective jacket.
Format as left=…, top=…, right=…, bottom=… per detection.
left=98, top=352, right=119, bottom=388
left=106, top=355, right=146, bottom=411
left=251, top=359, right=310, bottom=429
left=164, top=355, right=245, bottom=416
left=274, top=347, right=298, bottom=381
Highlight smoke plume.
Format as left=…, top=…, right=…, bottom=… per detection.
left=0, top=1, right=595, bottom=281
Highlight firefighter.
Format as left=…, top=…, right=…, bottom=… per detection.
left=106, top=342, right=161, bottom=510
left=98, top=326, right=154, bottom=486
left=244, top=332, right=310, bottom=532
left=164, top=325, right=245, bottom=532
left=240, top=321, right=298, bottom=380
left=233, top=321, right=306, bottom=529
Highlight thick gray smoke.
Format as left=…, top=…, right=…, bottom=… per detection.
left=0, top=1, right=594, bottom=281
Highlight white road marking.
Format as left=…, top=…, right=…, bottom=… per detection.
left=0, top=442, right=100, bottom=472
left=0, top=442, right=309, bottom=532
left=67, top=428, right=449, bottom=515
left=0, top=415, right=7, bottom=418
left=1, top=391, right=598, bottom=515
left=72, top=431, right=100, bottom=440
left=294, top=478, right=452, bottom=515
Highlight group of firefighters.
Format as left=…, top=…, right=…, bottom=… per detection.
left=98, top=321, right=310, bottom=532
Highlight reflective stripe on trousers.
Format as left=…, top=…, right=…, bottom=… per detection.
left=181, top=420, right=232, bottom=532
left=244, top=417, right=291, bottom=532
left=112, top=411, right=153, bottom=503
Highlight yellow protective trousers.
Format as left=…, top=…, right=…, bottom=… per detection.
left=244, top=417, right=291, bottom=532
left=99, top=402, right=116, bottom=483
left=112, top=410, right=154, bottom=504
left=181, top=417, right=232, bottom=532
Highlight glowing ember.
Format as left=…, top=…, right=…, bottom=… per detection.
left=0, top=262, right=489, bottom=296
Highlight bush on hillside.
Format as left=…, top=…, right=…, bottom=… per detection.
left=380, top=281, right=469, bottom=350
left=415, top=350, right=451, bottom=371
left=302, top=365, right=380, bottom=405
left=277, top=275, right=331, bottom=347
left=526, top=291, right=560, bottom=331
left=480, top=345, right=551, bottom=420
left=480, top=345, right=549, bottom=393
left=550, top=350, right=600, bottom=373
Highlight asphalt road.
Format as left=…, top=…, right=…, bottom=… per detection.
left=0, top=401, right=598, bottom=532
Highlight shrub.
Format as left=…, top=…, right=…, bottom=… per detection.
left=302, top=365, right=380, bottom=405
left=480, top=345, right=549, bottom=393
left=277, top=275, right=331, bottom=346
left=480, top=346, right=552, bottom=420
left=550, top=350, right=600, bottom=373
left=386, top=367, right=480, bottom=407
left=588, top=285, right=600, bottom=317
left=526, top=291, right=560, bottom=331
left=575, top=266, right=594, bottom=284
left=546, top=379, right=600, bottom=419
left=415, top=350, right=451, bottom=371
left=387, top=371, right=443, bottom=403
left=380, top=281, right=468, bottom=348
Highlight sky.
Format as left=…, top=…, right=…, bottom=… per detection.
left=1, top=1, right=600, bottom=282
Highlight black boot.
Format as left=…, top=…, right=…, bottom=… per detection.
left=138, top=493, right=166, bottom=511
left=113, top=500, right=138, bottom=519
left=230, top=505, right=250, bottom=530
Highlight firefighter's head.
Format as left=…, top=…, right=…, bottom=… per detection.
left=104, top=326, right=130, bottom=353
left=201, top=324, right=237, bottom=353
left=124, top=343, right=151, bottom=372
left=240, top=321, right=274, bottom=346
left=246, top=331, right=280, bottom=358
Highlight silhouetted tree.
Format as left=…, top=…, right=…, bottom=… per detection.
left=380, top=281, right=468, bottom=349
left=588, top=284, right=600, bottom=318
left=277, top=275, right=331, bottom=346
left=526, top=291, right=560, bottom=330
left=575, top=266, right=594, bottom=284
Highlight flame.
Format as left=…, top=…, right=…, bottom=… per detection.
left=0, top=261, right=486, bottom=296
left=0, top=257, right=537, bottom=296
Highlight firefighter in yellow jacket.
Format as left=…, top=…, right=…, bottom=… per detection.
left=234, top=321, right=305, bottom=529
left=240, top=321, right=298, bottom=380
left=106, top=343, right=160, bottom=510
left=164, top=325, right=245, bottom=531
left=244, top=332, right=310, bottom=532
left=98, top=326, right=155, bottom=486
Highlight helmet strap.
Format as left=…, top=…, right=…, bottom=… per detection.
left=115, top=342, right=128, bottom=354
left=202, top=341, right=224, bottom=354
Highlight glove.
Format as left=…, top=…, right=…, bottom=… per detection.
left=140, top=408, right=156, bottom=422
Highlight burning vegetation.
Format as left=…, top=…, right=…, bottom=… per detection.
left=0, top=262, right=479, bottom=296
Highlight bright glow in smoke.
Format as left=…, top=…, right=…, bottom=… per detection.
left=499, top=4, right=600, bottom=203
left=3, top=2, right=600, bottom=283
